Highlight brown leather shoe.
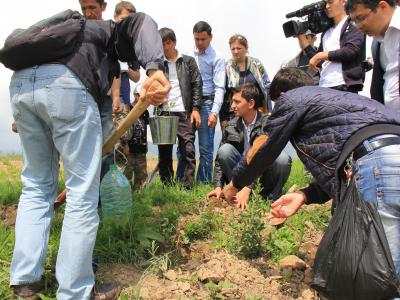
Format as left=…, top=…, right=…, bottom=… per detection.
left=11, top=280, right=44, bottom=300
left=90, top=283, right=121, bottom=300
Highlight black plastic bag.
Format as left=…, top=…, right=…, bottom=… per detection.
left=311, top=178, right=400, bottom=300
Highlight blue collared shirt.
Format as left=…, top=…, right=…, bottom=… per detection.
left=192, top=44, right=226, bottom=114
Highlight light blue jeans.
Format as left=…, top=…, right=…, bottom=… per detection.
left=9, top=64, right=102, bottom=300
left=354, top=135, right=400, bottom=287
left=196, top=100, right=215, bottom=183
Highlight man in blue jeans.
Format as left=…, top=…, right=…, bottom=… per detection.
left=191, top=21, right=225, bottom=183
left=7, top=11, right=169, bottom=300
left=207, top=83, right=291, bottom=210
left=222, top=68, right=400, bottom=282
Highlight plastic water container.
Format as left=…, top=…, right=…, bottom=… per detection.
left=100, top=164, right=132, bottom=219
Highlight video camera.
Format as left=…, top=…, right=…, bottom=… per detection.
left=282, top=0, right=333, bottom=38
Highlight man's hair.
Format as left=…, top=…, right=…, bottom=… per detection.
left=345, top=0, right=395, bottom=12
left=232, top=83, right=262, bottom=109
left=193, top=21, right=212, bottom=36
left=159, top=27, right=176, bottom=43
left=229, top=34, right=248, bottom=49
left=79, top=0, right=105, bottom=5
left=269, top=68, right=314, bottom=101
left=114, top=1, right=136, bottom=15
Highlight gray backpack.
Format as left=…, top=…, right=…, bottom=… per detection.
left=0, top=10, right=85, bottom=71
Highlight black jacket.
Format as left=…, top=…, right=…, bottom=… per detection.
left=213, top=111, right=265, bottom=188
left=232, top=86, right=400, bottom=204
left=304, top=17, right=366, bottom=89
left=163, top=54, right=203, bottom=113
left=59, top=13, right=164, bottom=105
left=128, top=109, right=149, bottom=154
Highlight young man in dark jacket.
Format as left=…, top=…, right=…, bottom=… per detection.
left=222, top=67, right=400, bottom=279
left=157, top=27, right=203, bottom=189
left=298, top=0, right=366, bottom=92
left=7, top=11, right=170, bottom=300
left=208, top=83, right=291, bottom=210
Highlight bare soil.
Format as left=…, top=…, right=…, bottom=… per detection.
left=97, top=199, right=329, bottom=300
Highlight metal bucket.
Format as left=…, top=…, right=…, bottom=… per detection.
left=149, top=116, right=179, bottom=145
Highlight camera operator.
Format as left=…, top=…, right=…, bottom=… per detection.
left=299, top=0, right=366, bottom=93
left=283, top=30, right=319, bottom=84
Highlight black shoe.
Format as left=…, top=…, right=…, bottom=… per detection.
left=90, top=283, right=121, bottom=300
left=11, top=280, right=44, bottom=300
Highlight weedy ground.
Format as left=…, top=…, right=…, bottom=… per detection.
left=0, top=155, right=330, bottom=299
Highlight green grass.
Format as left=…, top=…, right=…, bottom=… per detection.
left=0, top=155, right=23, bottom=206
left=0, top=157, right=329, bottom=298
left=283, top=158, right=313, bottom=193
left=0, top=155, right=65, bottom=206
left=0, top=223, right=14, bottom=298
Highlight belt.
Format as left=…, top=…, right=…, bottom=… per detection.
left=353, top=136, right=400, bottom=160
left=203, top=95, right=214, bottom=100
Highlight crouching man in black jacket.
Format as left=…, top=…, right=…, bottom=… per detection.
left=222, top=67, right=400, bottom=278
left=208, top=83, right=291, bottom=210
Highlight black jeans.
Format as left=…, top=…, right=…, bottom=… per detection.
left=158, top=112, right=196, bottom=188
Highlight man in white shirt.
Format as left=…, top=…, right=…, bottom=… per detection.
left=346, top=0, right=399, bottom=109
left=158, top=28, right=203, bottom=189
left=299, top=0, right=366, bottom=92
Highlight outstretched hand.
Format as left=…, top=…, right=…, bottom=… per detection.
left=207, top=187, right=222, bottom=199
left=234, top=187, right=252, bottom=210
left=221, top=181, right=239, bottom=203
left=268, top=192, right=306, bottom=221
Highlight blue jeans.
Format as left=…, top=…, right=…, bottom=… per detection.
left=354, top=135, right=400, bottom=285
left=217, top=144, right=292, bottom=199
left=9, top=65, right=102, bottom=299
left=196, top=100, right=215, bottom=183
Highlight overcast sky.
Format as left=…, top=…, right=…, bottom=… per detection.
left=0, top=0, right=372, bottom=154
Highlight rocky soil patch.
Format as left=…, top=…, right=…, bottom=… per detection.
left=97, top=198, right=329, bottom=299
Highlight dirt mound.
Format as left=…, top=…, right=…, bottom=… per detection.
left=104, top=198, right=327, bottom=299
left=118, top=246, right=321, bottom=299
